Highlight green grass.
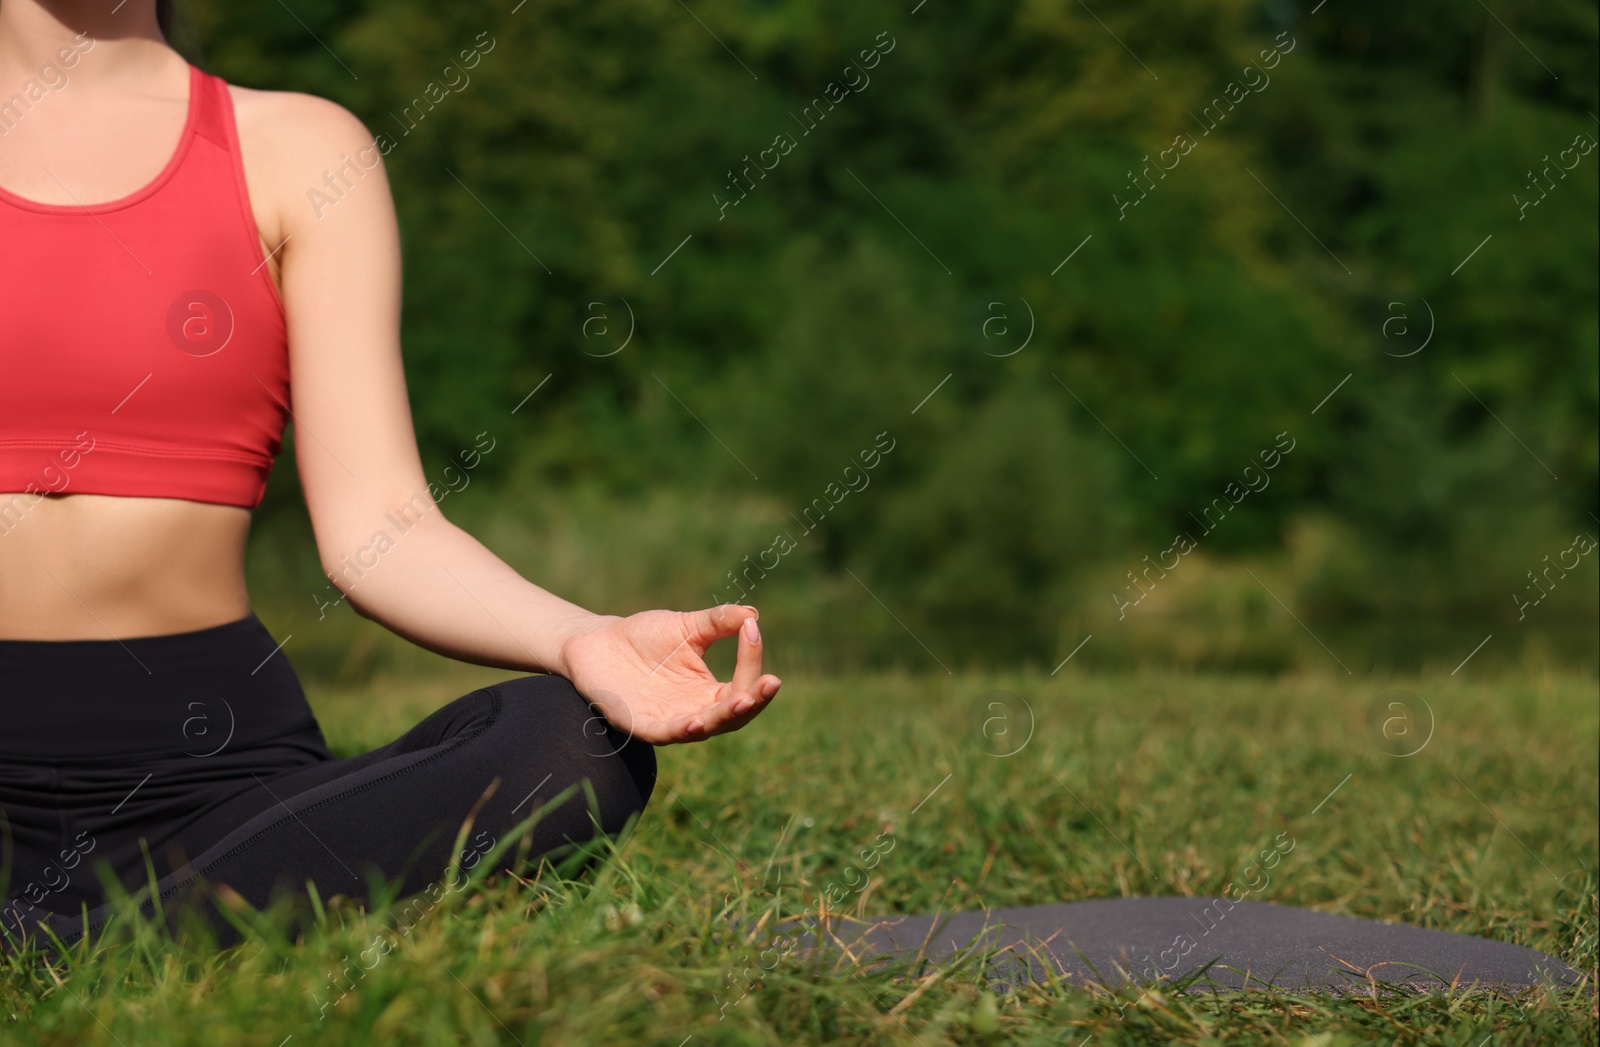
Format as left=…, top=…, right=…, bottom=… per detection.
left=4, top=667, right=1596, bottom=1045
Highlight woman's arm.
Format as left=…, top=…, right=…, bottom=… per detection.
left=237, top=89, right=779, bottom=744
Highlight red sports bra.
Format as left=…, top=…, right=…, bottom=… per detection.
left=0, top=63, right=289, bottom=510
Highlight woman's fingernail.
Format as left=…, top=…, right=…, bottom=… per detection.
left=733, top=695, right=755, bottom=714
left=743, top=617, right=761, bottom=643
left=761, top=678, right=781, bottom=698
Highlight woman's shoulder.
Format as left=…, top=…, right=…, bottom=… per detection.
left=225, top=81, right=376, bottom=160
left=220, top=80, right=388, bottom=238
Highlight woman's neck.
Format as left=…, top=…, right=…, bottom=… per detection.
left=0, top=0, right=166, bottom=87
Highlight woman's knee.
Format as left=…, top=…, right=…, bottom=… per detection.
left=486, top=675, right=657, bottom=830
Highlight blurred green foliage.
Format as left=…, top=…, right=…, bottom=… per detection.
left=182, top=0, right=1597, bottom=672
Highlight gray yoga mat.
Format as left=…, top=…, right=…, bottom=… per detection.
left=778, top=897, right=1582, bottom=992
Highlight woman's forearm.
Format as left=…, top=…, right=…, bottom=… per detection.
left=316, top=499, right=612, bottom=677
left=308, top=490, right=780, bottom=745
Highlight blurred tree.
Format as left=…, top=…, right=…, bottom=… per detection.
left=187, top=0, right=1595, bottom=667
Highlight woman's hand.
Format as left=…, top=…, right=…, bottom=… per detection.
left=555, top=604, right=782, bottom=745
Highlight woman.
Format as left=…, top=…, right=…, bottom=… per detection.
left=0, top=0, right=780, bottom=952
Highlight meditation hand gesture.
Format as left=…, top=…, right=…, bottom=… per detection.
left=557, top=604, right=782, bottom=745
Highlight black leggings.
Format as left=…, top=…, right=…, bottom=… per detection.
left=0, top=615, right=655, bottom=954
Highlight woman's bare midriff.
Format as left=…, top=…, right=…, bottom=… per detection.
left=0, top=49, right=287, bottom=642
left=0, top=494, right=252, bottom=639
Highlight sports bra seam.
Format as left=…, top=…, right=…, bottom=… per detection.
left=211, top=73, right=290, bottom=327
left=0, top=438, right=268, bottom=464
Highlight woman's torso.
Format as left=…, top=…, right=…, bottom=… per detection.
left=0, top=49, right=285, bottom=639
